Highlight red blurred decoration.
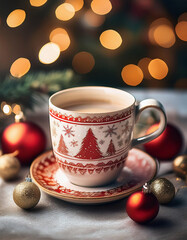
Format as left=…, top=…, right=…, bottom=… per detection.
left=1, top=121, right=46, bottom=165
left=126, top=190, right=159, bottom=223
left=131, top=0, right=154, bottom=17
left=110, top=0, right=123, bottom=12
left=144, top=123, right=183, bottom=160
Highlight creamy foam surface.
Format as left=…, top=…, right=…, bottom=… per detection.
left=63, top=102, right=124, bottom=113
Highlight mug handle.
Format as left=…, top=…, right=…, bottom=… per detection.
left=132, top=99, right=167, bottom=147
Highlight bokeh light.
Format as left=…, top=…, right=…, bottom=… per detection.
left=6, top=9, right=26, bottom=28
left=12, top=104, right=21, bottom=115
left=153, top=25, right=176, bottom=48
left=29, top=0, right=47, bottom=7
left=175, top=21, right=187, bottom=41
left=10, top=58, right=31, bottom=78
left=148, top=58, right=168, bottom=80
left=178, top=12, right=187, bottom=22
left=39, top=42, right=60, bottom=64
left=3, top=105, right=12, bottom=115
left=1, top=102, right=6, bottom=111
left=148, top=18, right=174, bottom=46
left=72, top=52, right=95, bottom=74
left=121, top=64, right=144, bottom=86
left=91, top=0, right=112, bottom=15
left=138, top=57, right=152, bottom=79
left=65, top=0, right=84, bottom=12
left=49, top=28, right=70, bottom=51
left=55, top=3, right=75, bottom=21
left=100, top=30, right=122, bottom=50
left=83, top=9, right=105, bottom=27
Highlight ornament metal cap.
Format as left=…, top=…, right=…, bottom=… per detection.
left=143, top=182, right=151, bottom=193
left=25, top=174, right=32, bottom=182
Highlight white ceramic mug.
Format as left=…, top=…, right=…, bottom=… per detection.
left=49, top=86, right=167, bottom=187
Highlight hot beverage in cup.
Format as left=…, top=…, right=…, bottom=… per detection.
left=49, top=87, right=166, bottom=187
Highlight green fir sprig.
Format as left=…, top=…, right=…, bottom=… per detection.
left=0, top=69, right=78, bottom=110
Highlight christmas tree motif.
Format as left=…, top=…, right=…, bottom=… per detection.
left=75, top=128, right=103, bottom=159
left=106, top=139, right=116, bottom=156
left=57, top=134, right=68, bottom=155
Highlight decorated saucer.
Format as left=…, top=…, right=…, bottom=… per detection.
left=30, top=149, right=157, bottom=204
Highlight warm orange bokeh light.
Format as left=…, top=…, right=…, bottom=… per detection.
left=148, top=59, right=168, bottom=80
left=178, top=12, right=187, bottom=22
left=91, top=0, right=112, bottom=15
left=148, top=18, right=172, bottom=45
left=55, top=3, right=75, bottom=21
left=1, top=102, right=6, bottom=111
left=39, top=42, right=60, bottom=64
left=49, top=28, right=70, bottom=51
left=153, top=25, right=176, bottom=48
left=100, top=29, right=122, bottom=50
left=6, top=9, right=26, bottom=28
left=65, top=0, right=84, bottom=12
left=138, top=57, right=152, bottom=79
left=10, top=58, right=31, bottom=78
left=29, top=0, right=47, bottom=7
left=12, top=104, right=21, bottom=115
left=72, top=52, right=95, bottom=74
left=175, top=21, right=187, bottom=41
left=121, top=64, right=144, bottom=86
left=84, top=9, right=105, bottom=27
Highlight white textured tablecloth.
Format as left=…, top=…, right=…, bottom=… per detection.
left=0, top=89, right=187, bottom=240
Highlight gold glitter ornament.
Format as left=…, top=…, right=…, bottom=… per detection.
left=13, top=177, right=41, bottom=209
left=173, top=155, right=187, bottom=179
left=0, top=153, right=20, bottom=180
left=150, top=178, right=175, bottom=204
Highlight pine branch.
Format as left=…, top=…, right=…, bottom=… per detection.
left=0, top=69, right=78, bottom=110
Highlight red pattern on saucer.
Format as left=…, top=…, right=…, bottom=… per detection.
left=30, top=149, right=157, bottom=201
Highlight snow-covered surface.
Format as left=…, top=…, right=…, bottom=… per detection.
left=1, top=89, right=187, bottom=240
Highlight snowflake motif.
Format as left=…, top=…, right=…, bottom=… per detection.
left=122, top=121, right=131, bottom=135
left=63, top=125, right=75, bottom=137
left=118, top=140, right=123, bottom=147
left=99, top=139, right=105, bottom=145
left=52, top=126, right=57, bottom=138
left=103, top=125, right=117, bottom=138
left=70, top=140, right=78, bottom=147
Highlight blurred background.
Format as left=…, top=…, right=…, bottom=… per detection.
left=0, top=0, right=187, bottom=118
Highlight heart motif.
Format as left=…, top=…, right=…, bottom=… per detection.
left=104, top=167, right=110, bottom=172
left=79, top=168, right=87, bottom=175
left=67, top=166, right=73, bottom=172
left=62, top=164, right=66, bottom=170
left=95, top=168, right=103, bottom=174
left=110, top=165, right=115, bottom=170
left=117, top=163, right=121, bottom=168
left=88, top=169, right=94, bottom=174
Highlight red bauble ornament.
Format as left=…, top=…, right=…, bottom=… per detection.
left=1, top=121, right=46, bottom=165
left=126, top=190, right=159, bottom=223
left=144, top=123, right=183, bottom=160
